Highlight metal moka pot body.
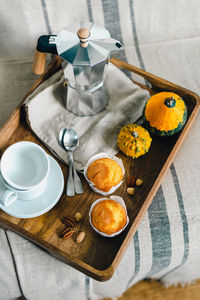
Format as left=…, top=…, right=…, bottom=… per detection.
left=61, top=59, right=109, bottom=116
left=34, top=22, right=123, bottom=116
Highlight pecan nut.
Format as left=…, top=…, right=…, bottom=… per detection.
left=127, top=176, right=136, bottom=187
left=62, top=216, right=76, bottom=227
left=60, top=226, right=75, bottom=239
left=63, top=229, right=74, bottom=239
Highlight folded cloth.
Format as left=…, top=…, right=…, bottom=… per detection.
left=24, top=63, right=149, bottom=170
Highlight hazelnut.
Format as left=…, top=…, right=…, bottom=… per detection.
left=75, top=212, right=82, bottom=221
left=136, top=179, right=143, bottom=186
left=127, top=187, right=135, bottom=195
left=76, top=231, right=85, bottom=243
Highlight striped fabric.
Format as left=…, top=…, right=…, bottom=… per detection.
left=0, top=0, right=200, bottom=299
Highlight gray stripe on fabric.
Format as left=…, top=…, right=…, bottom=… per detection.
left=40, top=0, right=52, bottom=35
left=101, top=0, right=131, bottom=77
left=4, top=230, right=25, bottom=298
left=85, top=275, right=91, bottom=300
left=160, top=164, right=189, bottom=279
left=126, top=231, right=140, bottom=289
left=146, top=186, right=172, bottom=276
left=129, top=0, right=150, bottom=87
left=129, top=0, right=172, bottom=276
left=40, top=0, right=54, bottom=60
left=87, top=0, right=93, bottom=22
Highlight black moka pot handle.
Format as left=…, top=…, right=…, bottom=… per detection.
left=32, top=35, right=58, bottom=75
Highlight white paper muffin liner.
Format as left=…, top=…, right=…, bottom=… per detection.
left=83, top=152, right=125, bottom=196
left=89, top=195, right=129, bottom=237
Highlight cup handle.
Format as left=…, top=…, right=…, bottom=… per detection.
left=0, top=190, right=18, bottom=206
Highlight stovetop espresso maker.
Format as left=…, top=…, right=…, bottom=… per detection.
left=33, top=22, right=123, bottom=116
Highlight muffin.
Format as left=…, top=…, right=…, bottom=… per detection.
left=87, top=158, right=123, bottom=192
left=91, top=199, right=127, bottom=235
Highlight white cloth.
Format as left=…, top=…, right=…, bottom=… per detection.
left=24, top=63, right=149, bottom=170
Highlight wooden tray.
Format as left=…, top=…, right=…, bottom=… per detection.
left=0, top=57, right=199, bottom=281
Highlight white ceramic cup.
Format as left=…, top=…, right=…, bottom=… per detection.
left=0, top=141, right=50, bottom=206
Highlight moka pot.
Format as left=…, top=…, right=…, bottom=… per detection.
left=32, top=22, right=123, bottom=116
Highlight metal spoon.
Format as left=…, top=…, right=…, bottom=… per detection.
left=58, top=128, right=83, bottom=196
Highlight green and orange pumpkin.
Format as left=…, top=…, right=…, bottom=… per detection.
left=117, top=124, right=152, bottom=159
left=143, top=92, right=187, bottom=136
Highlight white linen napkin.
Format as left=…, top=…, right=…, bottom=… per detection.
left=24, top=63, right=150, bottom=170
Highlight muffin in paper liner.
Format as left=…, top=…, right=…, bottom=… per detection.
left=83, top=152, right=125, bottom=196
left=89, top=195, right=129, bottom=237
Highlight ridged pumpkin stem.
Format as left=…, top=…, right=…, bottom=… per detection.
left=131, top=131, right=139, bottom=138
left=164, top=97, right=176, bottom=108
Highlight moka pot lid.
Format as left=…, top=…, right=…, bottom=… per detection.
left=52, top=22, right=123, bottom=67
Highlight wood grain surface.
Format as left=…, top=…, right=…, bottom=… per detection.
left=0, top=57, right=199, bottom=281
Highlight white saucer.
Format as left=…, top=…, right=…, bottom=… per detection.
left=0, top=155, right=64, bottom=218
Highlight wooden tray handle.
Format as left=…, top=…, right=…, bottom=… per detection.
left=32, top=49, right=47, bottom=75
left=110, top=57, right=180, bottom=93
left=111, top=57, right=200, bottom=101
left=111, top=57, right=162, bottom=89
